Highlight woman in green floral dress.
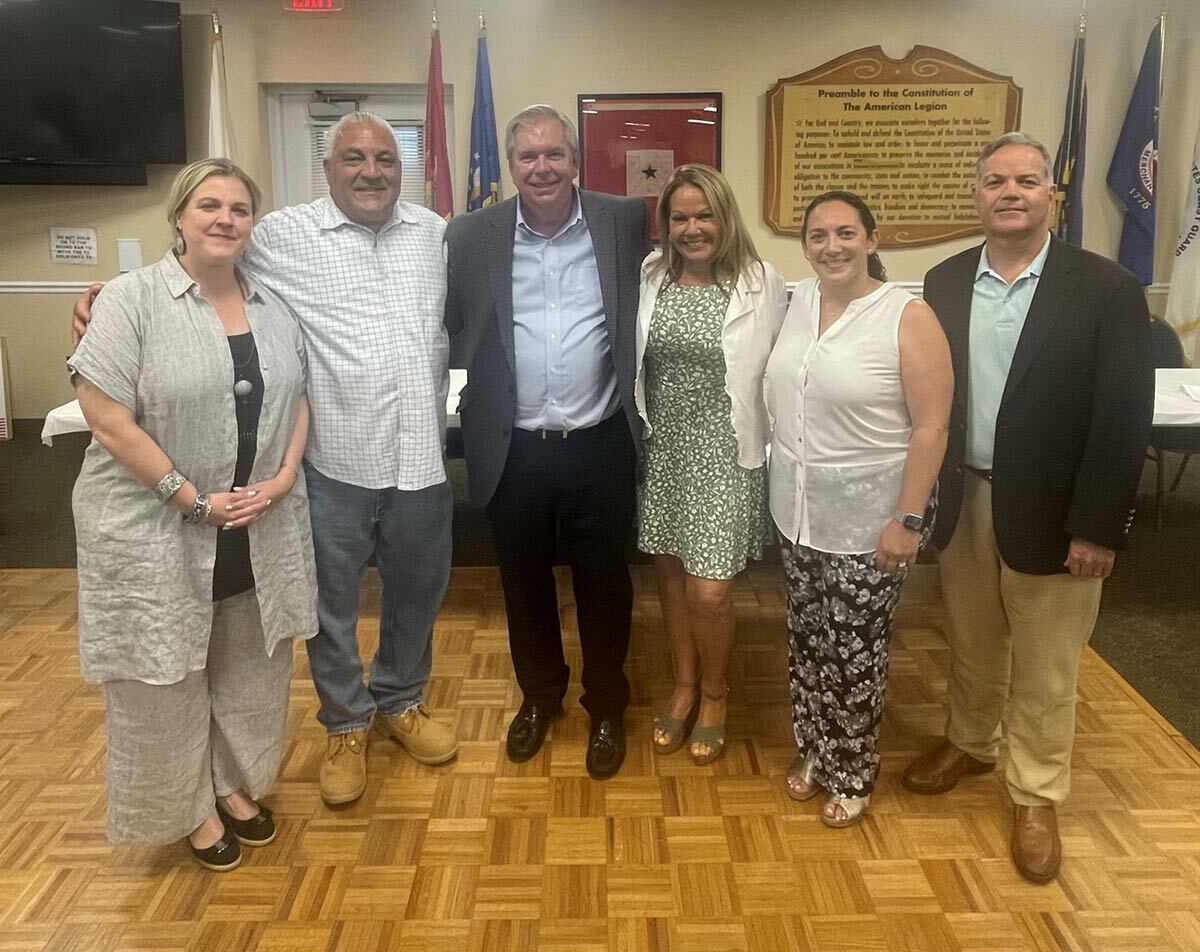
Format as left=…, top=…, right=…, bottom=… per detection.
left=634, top=165, right=788, bottom=764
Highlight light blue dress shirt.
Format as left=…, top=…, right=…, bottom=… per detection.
left=966, top=234, right=1052, bottom=469
left=512, top=189, right=618, bottom=431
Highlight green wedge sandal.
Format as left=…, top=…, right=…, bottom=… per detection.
left=688, top=684, right=730, bottom=766
left=652, top=682, right=699, bottom=755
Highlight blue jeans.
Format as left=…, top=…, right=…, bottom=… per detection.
left=303, top=461, right=452, bottom=734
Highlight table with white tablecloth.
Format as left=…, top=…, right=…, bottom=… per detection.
left=1152, top=368, right=1200, bottom=427
left=42, top=369, right=469, bottom=446
left=42, top=367, right=1199, bottom=446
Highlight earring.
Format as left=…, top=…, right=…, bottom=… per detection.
left=173, top=227, right=187, bottom=257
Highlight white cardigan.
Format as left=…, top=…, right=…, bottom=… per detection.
left=634, top=250, right=788, bottom=468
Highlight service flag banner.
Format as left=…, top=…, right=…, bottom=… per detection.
left=1053, top=18, right=1087, bottom=246
left=1106, top=20, right=1161, bottom=285
left=467, top=32, right=501, bottom=211
left=1164, top=121, right=1200, bottom=363
left=424, top=27, right=453, bottom=219
left=208, top=14, right=237, bottom=162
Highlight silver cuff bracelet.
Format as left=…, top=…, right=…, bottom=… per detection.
left=153, top=469, right=186, bottom=502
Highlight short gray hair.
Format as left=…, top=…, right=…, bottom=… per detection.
left=975, top=132, right=1053, bottom=183
left=323, top=111, right=396, bottom=160
left=504, top=104, right=579, bottom=161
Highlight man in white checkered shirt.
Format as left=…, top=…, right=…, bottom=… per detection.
left=73, top=112, right=459, bottom=806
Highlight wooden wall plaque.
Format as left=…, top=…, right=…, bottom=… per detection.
left=764, top=46, right=1022, bottom=247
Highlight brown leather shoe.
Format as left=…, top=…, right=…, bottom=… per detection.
left=901, top=739, right=995, bottom=794
left=1011, top=804, right=1061, bottom=883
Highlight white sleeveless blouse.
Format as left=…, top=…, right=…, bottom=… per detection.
left=765, top=278, right=914, bottom=554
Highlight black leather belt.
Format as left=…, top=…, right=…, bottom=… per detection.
left=966, top=465, right=993, bottom=481
left=516, top=413, right=621, bottom=441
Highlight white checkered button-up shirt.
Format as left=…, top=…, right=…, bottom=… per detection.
left=243, top=197, right=449, bottom=491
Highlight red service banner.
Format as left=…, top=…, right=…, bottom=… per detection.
left=283, top=0, right=344, bottom=11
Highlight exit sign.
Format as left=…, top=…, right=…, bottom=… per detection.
left=283, top=0, right=344, bottom=10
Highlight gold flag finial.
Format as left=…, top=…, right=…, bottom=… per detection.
left=479, top=7, right=486, bottom=33
left=432, top=5, right=437, bottom=29
left=211, top=11, right=220, bottom=35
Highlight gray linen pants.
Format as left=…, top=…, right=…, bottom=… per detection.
left=102, top=591, right=294, bottom=845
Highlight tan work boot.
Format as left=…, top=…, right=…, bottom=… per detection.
left=319, top=728, right=368, bottom=805
left=379, top=705, right=459, bottom=765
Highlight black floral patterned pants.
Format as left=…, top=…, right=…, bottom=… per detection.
left=779, top=513, right=932, bottom=797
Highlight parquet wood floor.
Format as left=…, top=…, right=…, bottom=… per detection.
left=1, top=565, right=1199, bottom=952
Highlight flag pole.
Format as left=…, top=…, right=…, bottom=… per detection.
left=1157, top=10, right=1166, bottom=116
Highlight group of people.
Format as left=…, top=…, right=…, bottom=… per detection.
left=68, top=104, right=1153, bottom=886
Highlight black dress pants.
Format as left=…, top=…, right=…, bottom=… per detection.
left=485, top=412, right=636, bottom=718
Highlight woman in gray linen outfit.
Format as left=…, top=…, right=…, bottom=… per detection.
left=68, top=158, right=317, bottom=871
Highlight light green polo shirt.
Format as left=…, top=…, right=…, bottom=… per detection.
left=966, top=234, right=1052, bottom=469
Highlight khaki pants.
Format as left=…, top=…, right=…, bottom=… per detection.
left=938, top=473, right=1102, bottom=806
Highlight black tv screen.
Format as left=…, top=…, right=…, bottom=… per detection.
left=0, top=0, right=186, bottom=169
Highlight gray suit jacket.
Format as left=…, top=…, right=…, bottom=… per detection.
left=444, top=190, right=651, bottom=507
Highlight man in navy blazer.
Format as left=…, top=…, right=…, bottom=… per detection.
left=901, top=133, right=1153, bottom=883
left=444, top=105, right=650, bottom=779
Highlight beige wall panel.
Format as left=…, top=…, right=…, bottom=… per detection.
left=2, top=0, right=1197, bottom=417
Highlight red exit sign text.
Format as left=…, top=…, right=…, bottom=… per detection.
left=284, top=0, right=344, bottom=11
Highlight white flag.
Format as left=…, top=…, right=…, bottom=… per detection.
left=1165, top=123, right=1200, bottom=363
left=208, top=21, right=237, bottom=162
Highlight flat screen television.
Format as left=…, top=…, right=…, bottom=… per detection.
left=0, top=0, right=186, bottom=184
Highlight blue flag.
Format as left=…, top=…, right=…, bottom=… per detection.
left=467, top=33, right=500, bottom=212
left=1106, top=21, right=1161, bottom=285
left=1053, top=23, right=1087, bottom=246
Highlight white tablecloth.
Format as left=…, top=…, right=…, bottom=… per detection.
left=1153, top=369, right=1200, bottom=427
left=42, top=369, right=469, bottom=446
left=43, top=365, right=1199, bottom=447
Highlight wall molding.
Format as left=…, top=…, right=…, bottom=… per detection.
left=0, top=280, right=1176, bottom=298
left=0, top=282, right=96, bottom=294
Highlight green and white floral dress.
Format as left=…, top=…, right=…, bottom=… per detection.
left=637, top=281, right=771, bottom=579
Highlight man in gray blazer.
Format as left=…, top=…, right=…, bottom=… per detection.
left=445, top=104, right=650, bottom=779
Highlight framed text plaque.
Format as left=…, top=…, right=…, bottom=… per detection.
left=764, top=46, right=1022, bottom=247
left=578, top=92, right=722, bottom=239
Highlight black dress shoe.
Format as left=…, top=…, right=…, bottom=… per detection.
left=506, top=701, right=562, bottom=762
left=586, top=716, right=626, bottom=780
left=216, top=801, right=276, bottom=847
left=189, top=824, right=242, bottom=872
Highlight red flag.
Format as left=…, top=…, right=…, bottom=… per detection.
left=424, top=28, right=453, bottom=219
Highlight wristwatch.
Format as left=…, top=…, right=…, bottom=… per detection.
left=895, top=512, right=924, bottom=532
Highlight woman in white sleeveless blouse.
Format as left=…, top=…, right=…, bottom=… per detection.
left=764, top=191, right=952, bottom=827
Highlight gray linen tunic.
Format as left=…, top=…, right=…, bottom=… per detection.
left=68, top=253, right=319, bottom=685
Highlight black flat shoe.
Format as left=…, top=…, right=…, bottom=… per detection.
left=216, top=801, right=276, bottom=847
left=189, top=824, right=242, bottom=872
left=506, top=701, right=563, bottom=762
left=586, top=715, right=626, bottom=780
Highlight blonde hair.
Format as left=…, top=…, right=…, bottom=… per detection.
left=166, top=158, right=262, bottom=229
left=652, top=164, right=761, bottom=287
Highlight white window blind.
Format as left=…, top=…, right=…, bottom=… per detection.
left=308, top=121, right=426, bottom=206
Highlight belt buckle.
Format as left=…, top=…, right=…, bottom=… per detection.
left=540, top=428, right=569, bottom=440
